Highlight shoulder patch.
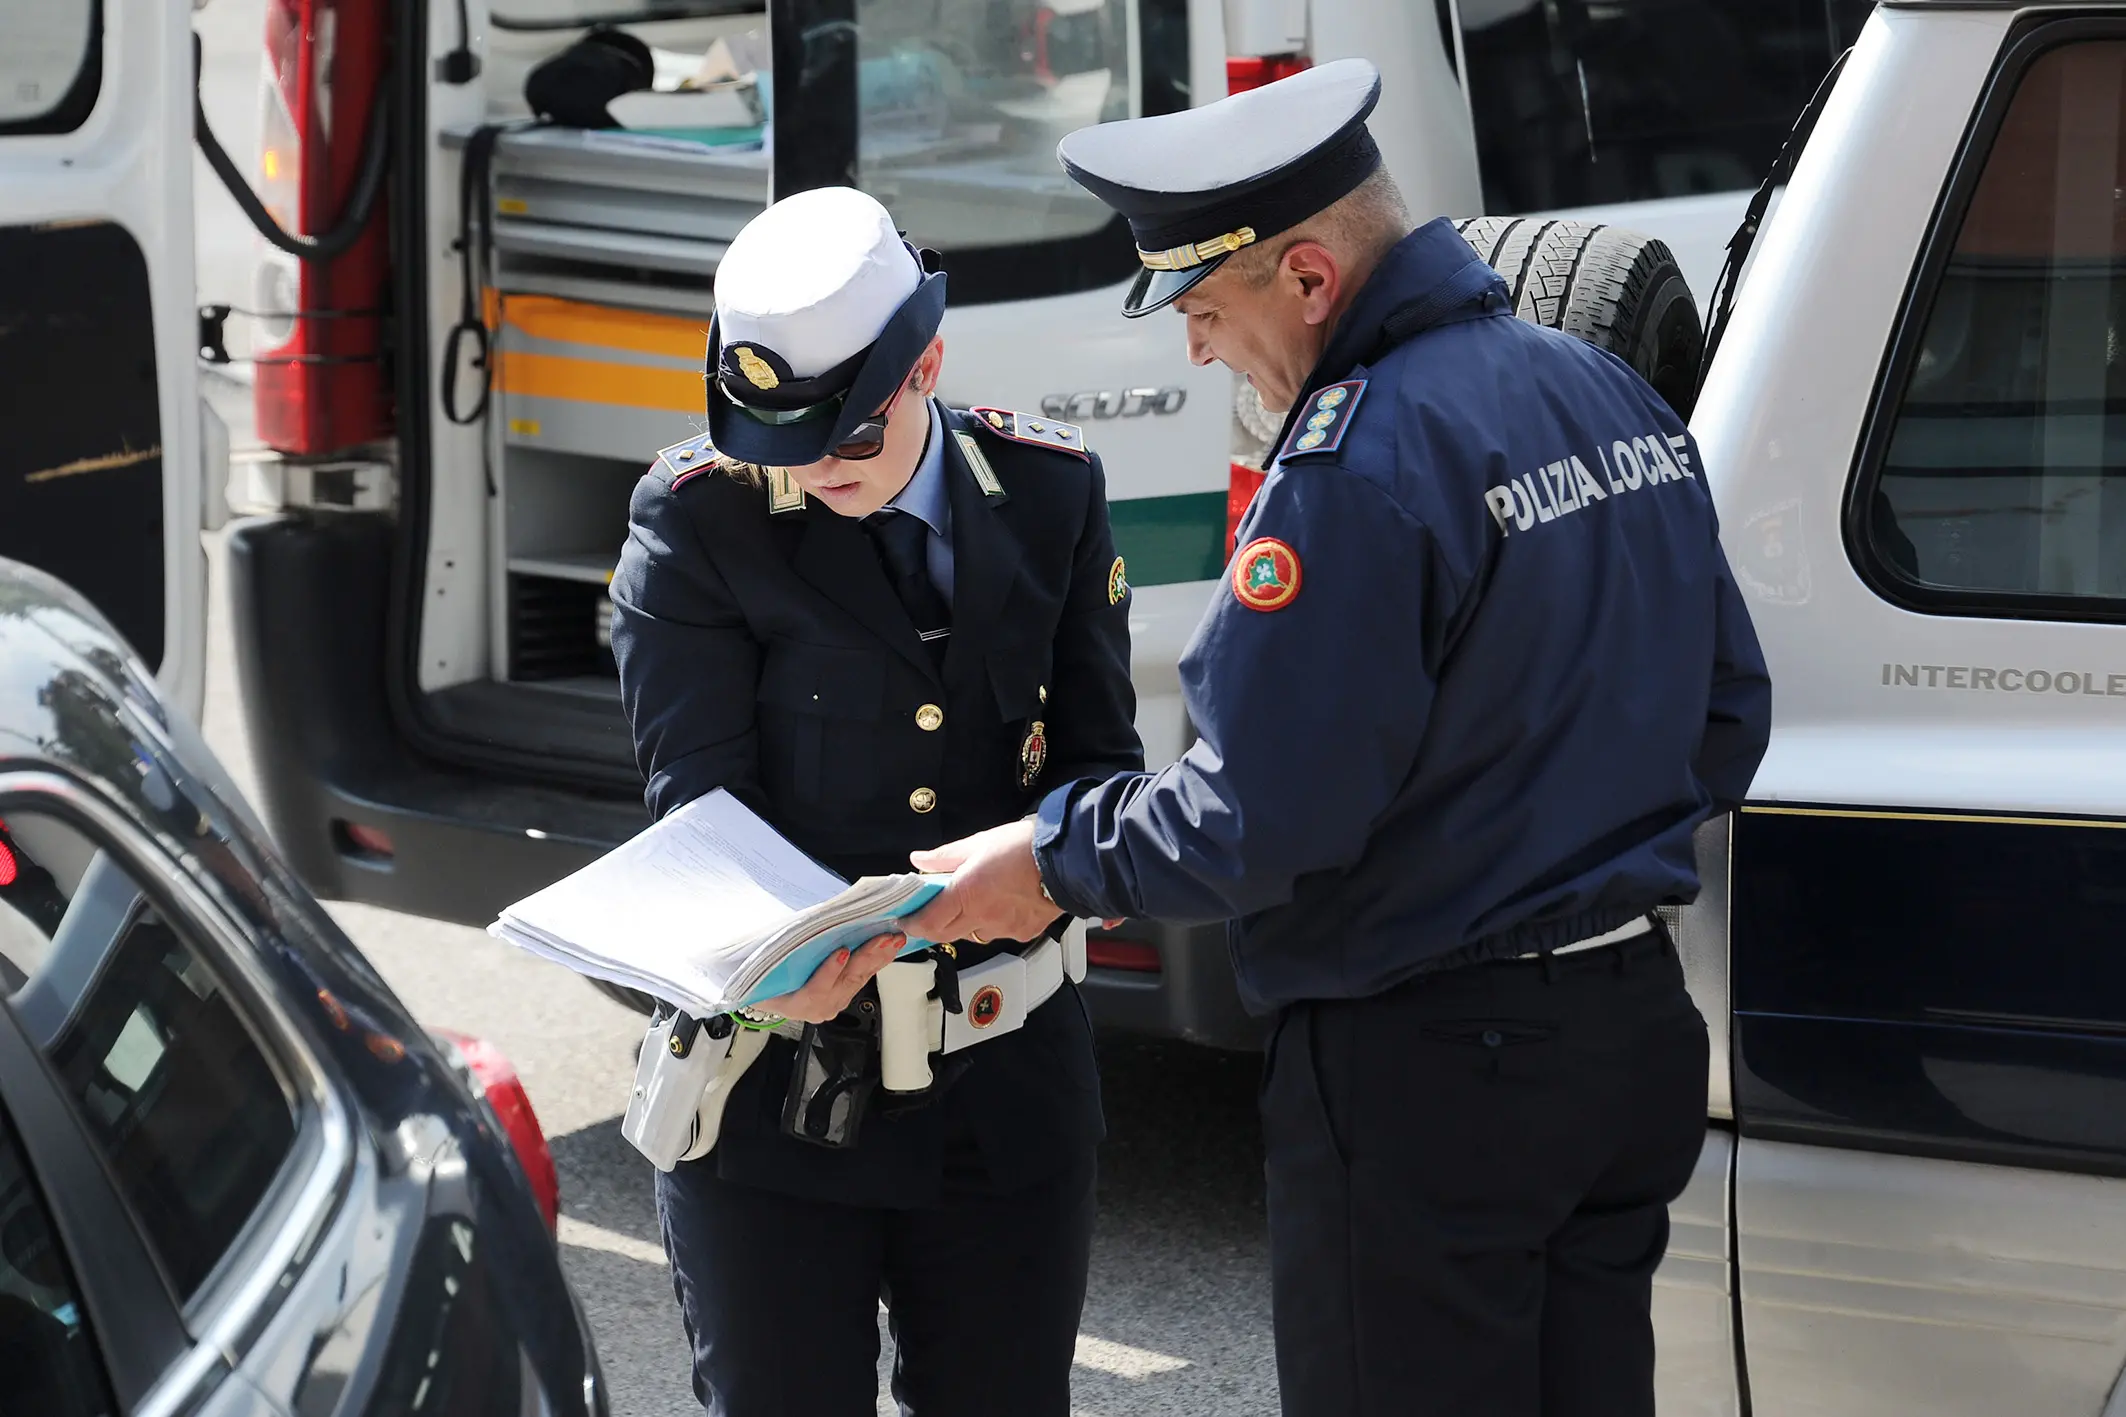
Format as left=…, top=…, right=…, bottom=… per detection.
left=1231, top=537, right=1302, bottom=612
left=968, top=407, right=1090, bottom=460
left=655, top=434, right=718, bottom=488
left=1277, top=379, right=1367, bottom=462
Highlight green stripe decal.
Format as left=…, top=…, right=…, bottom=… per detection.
left=1109, top=492, right=1228, bottom=587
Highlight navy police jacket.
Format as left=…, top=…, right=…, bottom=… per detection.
left=1034, top=218, right=1772, bottom=1015
left=609, top=401, right=1141, bottom=1205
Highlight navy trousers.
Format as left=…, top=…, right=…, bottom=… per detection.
left=1261, top=928, right=1709, bottom=1417
left=657, top=1141, right=1096, bottom=1416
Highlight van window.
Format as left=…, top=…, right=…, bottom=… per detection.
left=0, top=812, right=297, bottom=1303
left=857, top=0, right=1188, bottom=302
left=1455, top=0, right=1872, bottom=213
left=0, top=0, right=99, bottom=133
left=1857, top=39, right=2126, bottom=612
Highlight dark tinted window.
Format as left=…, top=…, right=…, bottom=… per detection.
left=1860, top=40, right=2126, bottom=609
left=0, top=812, right=296, bottom=1301
left=0, top=1105, right=112, bottom=1416
left=1457, top=0, right=1873, bottom=213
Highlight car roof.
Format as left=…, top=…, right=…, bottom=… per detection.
left=0, top=557, right=269, bottom=839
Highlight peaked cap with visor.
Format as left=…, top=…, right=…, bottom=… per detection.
left=706, top=186, right=946, bottom=465
left=1056, top=58, right=1385, bottom=317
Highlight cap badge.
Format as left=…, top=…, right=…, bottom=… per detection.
left=1019, top=718, right=1048, bottom=789
left=1232, top=537, right=1302, bottom=613
left=1107, top=556, right=1129, bottom=606
left=733, top=346, right=780, bottom=390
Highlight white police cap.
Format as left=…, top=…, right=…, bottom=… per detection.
left=715, top=187, right=921, bottom=386
left=706, top=186, right=947, bottom=465
left=1057, top=59, right=1384, bottom=316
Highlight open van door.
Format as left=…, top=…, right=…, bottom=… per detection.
left=0, top=0, right=215, bottom=717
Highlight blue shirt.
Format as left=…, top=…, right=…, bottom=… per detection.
left=883, top=398, right=954, bottom=599
left=1032, top=219, right=1772, bottom=1014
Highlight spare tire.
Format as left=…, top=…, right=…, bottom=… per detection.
left=1453, top=216, right=1704, bottom=419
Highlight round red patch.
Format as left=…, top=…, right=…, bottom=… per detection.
left=1231, top=537, right=1302, bottom=612
left=969, top=984, right=1005, bottom=1029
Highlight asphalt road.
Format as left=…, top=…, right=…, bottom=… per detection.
left=188, top=3, right=1283, bottom=1412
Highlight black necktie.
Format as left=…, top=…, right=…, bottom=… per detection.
left=866, top=510, right=950, bottom=667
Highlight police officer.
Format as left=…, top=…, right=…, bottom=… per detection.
left=608, top=186, right=1141, bottom=1416
left=906, top=60, right=1773, bottom=1417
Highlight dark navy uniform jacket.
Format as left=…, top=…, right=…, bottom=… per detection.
left=1034, top=218, right=1772, bottom=1015
left=609, top=401, right=1141, bottom=1206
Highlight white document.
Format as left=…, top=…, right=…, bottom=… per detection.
left=489, top=790, right=943, bottom=1015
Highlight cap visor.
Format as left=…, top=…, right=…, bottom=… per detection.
left=1122, top=260, right=1222, bottom=318
left=706, top=390, right=842, bottom=467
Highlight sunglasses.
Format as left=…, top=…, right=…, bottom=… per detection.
left=723, top=369, right=919, bottom=462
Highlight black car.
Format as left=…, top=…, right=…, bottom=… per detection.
left=0, top=559, right=606, bottom=1417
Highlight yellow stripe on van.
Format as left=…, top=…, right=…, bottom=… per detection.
left=483, top=290, right=710, bottom=362
left=492, top=351, right=706, bottom=412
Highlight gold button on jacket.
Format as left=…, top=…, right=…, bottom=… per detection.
left=909, top=786, right=938, bottom=813
left=916, top=703, right=944, bottom=732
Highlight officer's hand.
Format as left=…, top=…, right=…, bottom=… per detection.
left=906, top=821, right=1059, bottom=947
left=752, top=933, right=905, bottom=1025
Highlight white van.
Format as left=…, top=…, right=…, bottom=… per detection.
left=0, top=0, right=1855, bottom=1048
left=11, top=0, right=2126, bottom=1411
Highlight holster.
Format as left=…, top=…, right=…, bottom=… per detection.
left=622, top=1010, right=769, bottom=1172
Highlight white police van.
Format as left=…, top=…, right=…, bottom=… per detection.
left=8, top=1, right=2126, bottom=1406
left=171, top=0, right=1851, bottom=1052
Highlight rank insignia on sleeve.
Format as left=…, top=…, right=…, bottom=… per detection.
left=1277, top=378, right=1366, bottom=462
left=1107, top=556, right=1129, bottom=605
left=1232, top=537, right=1302, bottom=612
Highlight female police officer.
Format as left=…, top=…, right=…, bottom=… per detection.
left=606, top=186, right=1141, bottom=1416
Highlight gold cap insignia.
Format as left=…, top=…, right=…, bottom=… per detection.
left=733, top=346, right=779, bottom=390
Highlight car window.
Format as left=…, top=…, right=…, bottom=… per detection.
left=0, top=811, right=297, bottom=1303
left=0, top=1101, right=113, bottom=1416
left=1454, top=0, right=1873, bottom=212
left=1857, top=38, right=2126, bottom=613
left=0, top=0, right=99, bottom=133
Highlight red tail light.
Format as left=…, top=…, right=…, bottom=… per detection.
left=1087, top=935, right=1163, bottom=973
left=1227, top=459, right=1268, bottom=548
left=1226, top=54, right=1311, bottom=95
left=0, top=842, right=16, bottom=889
left=252, top=0, right=393, bottom=456
left=431, top=1029, right=560, bottom=1234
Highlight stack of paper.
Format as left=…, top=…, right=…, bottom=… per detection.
left=490, top=789, right=942, bottom=1014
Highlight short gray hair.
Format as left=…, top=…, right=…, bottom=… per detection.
left=1224, top=166, right=1412, bottom=289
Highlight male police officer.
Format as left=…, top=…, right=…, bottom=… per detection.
left=907, top=60, right=1772, bottom=1417
left=609, top=187, right=1140, bottom=1415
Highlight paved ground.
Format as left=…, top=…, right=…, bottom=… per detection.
left=189, top=4, right=1283, bottom=1412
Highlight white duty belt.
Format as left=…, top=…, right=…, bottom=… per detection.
left=869, top=920, right=1084, bottom=1092
left=1514, top=914, right=1655, bottom=961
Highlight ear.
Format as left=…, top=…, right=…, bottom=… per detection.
left=912, top=335, right=946, bottom=393
left=1280, top=241, right=1344, bottom=328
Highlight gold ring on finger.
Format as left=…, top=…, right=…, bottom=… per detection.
left=970, top=930, right=986, bottom=944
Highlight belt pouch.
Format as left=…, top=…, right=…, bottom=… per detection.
left=780, top=1014, right=880, bottom=1148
